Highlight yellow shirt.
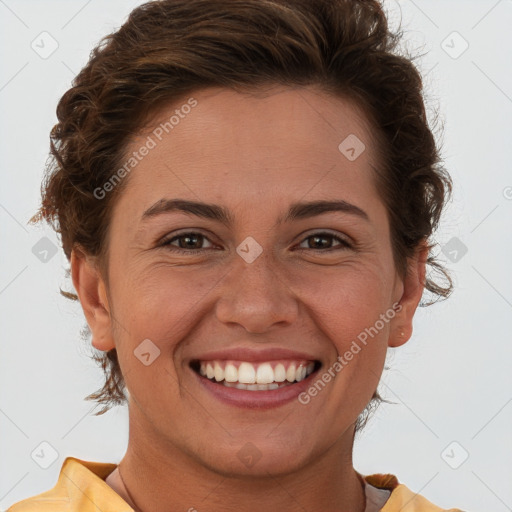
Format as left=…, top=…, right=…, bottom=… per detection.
left=6, top=457, right=463, bottom=512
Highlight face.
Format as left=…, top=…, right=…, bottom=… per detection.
left=73, top=85, right=425, bottom=477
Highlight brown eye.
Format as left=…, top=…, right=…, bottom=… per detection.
left=298, top=232, right=351, bottom=251
left=160, top=232, right=215, bottom=254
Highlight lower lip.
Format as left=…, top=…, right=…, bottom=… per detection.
left=192, top=366, right=321, bottom=409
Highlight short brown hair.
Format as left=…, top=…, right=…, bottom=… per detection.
left=30, top=0, right=453, bottom=427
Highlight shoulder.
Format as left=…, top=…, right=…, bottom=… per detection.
left=6, top=496, right=70, bottom=512
left=363, top=473, right=465, bottom=512
left=5, top=457, right=127, bottom=512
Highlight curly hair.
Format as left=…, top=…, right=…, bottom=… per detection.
left=30, top=0, right=453, bottom=427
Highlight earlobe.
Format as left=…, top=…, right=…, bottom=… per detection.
left=70, top=247, right=115, bottom=352
left=388, top=241, right=429, bottom=348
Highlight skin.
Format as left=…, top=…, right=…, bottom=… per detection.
left=72, top=85, right=427, bottom=512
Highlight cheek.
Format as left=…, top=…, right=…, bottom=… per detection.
left=286, top=260, right=394, bottom=338
left=287, top=263, right=392, bottom=394
left=293, top=268, right=392, bottom=414
left=112, top=262, right=215, bottom=336
left=114, top=253, right=395, bottom=345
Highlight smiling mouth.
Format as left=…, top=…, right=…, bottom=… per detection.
left=190, top=359, right=322, bottom=391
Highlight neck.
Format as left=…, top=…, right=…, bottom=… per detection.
left=109, top=414, right=366, bottom=512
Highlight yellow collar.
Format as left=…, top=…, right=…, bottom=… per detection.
left=8, top=457, right=459, bottom=512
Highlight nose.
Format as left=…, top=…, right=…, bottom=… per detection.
left=214, top=246, right=299, bottom=334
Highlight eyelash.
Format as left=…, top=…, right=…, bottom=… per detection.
left=159, top=231, right=352, bottom=255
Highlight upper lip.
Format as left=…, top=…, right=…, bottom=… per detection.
left=190, top=347, right=320, bottom=363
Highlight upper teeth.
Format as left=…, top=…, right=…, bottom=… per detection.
left=198, top=360, right=315, bottom=384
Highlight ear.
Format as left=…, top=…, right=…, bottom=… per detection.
left=70, top=247, right=115, bottom=352
left=388, top=240, right=429, bottom=348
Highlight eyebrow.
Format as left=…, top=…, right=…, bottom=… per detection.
left=141, top=198, right=370, bottom=226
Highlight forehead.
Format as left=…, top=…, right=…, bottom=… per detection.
left=114, top=85, right=383, bottom=220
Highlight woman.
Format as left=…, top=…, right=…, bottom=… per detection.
left=8, top=0, right=462, bottom=510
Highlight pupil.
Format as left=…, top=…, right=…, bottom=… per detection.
left=312, top=235, right=329, bottom=249
left=182, top=235, right=200, bottom=248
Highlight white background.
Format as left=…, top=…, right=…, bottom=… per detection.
left=1, top=1, right=511, bottom=511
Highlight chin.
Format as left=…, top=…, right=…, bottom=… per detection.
left=188, top=433, right=318, bottom=479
